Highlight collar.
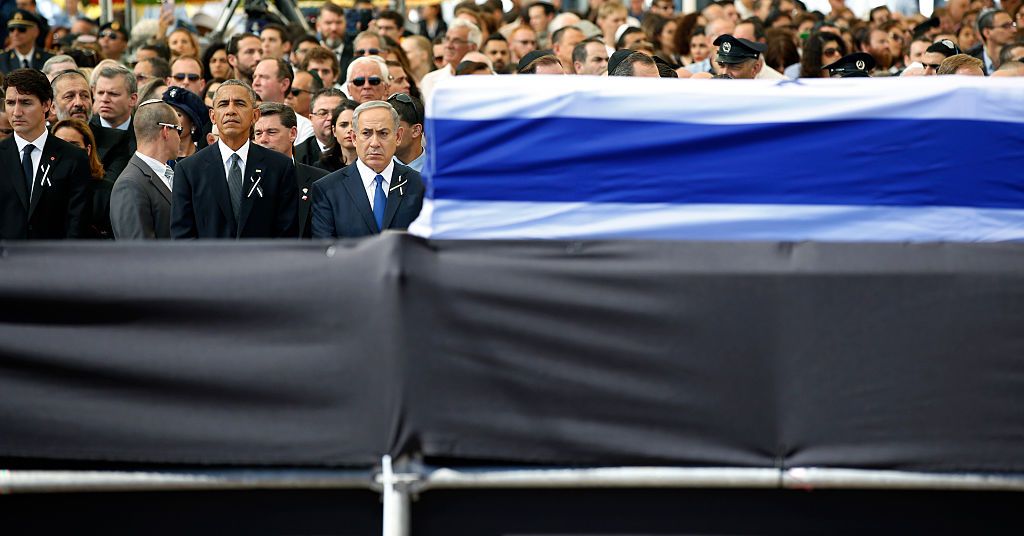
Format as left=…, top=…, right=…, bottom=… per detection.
left=14, top=129, right=47, bottom=154
left=218, top=139, right=251, bottom=166
left=15, top=47, right=35, bottom=62
left=99, top=116, right=132, bottom=130
left=982, top=48, right=994, bottom=72
left=136, top=151, right=169, bottom=178
left=356, top=158, right=395, bottom=190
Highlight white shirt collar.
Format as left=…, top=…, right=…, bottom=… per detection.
left=218, top=139, right=251, bottom=167
left=14, top=129, right=47, bottom=154
left=136, top=152, right=171, bottom=187
left=99, top=116, right=132, bottom=130
left=356, top=157, right=394, bottom=190
left=15, top=47, right=35, bottom=63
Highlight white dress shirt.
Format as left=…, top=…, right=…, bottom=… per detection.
left=15, top=47, right=35, bottom=68
left=136, top=152, right=173, bottom=192
left=295, top=114, right=315, bottom=145
left=218, top=139, right=251, bottom=182
left=14, top=129, right=48, bottom=195
left=99, top=116, right=132, bottom=130
left=355, top=158, right=393, bottom=211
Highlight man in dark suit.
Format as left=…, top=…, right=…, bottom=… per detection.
left=0, top=69, right=90, bottom=239
left=109, top=101, right=181, bottom=239
left=254, top=102, right=328, bottom=238
left=88, top=64, right=138, bottom=182
left=0, top=10, right=52, bottom=74
left=311, top=101, right=423, bottom=239
left=298, top=88, right=346, bottom=168
left=171, top=80, right=299, bottom=239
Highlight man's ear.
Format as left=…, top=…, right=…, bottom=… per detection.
left=395, top=125, right=405, bottom=145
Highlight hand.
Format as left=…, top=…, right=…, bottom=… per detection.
left=158, top=11, right=174, bottom=37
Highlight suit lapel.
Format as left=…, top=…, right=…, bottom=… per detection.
left=29, top=141, right=57, bottom=219
left=382, top=167, right=407, bottom=230
left=3, top=140, right=29, bottom=211
left=237, top=147, right=262, bottom=236
left=131, top=156, right=171, bottom=203
left=203, top=148, right=236, bottom=232
left=341, top=166, right=379, bottom=233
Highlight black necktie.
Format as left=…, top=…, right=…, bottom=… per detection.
left=22, top=144, right=35, bottom=193
left=227, top=154, right=243, bottom=222
left=21, top=58, right=29, bottom=69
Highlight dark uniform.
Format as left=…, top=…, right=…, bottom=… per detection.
left=712, top=35, right=766, bottom=79
left=0, top=10, right=53, bottom=74
left=824, top=53, right=877, bottom=78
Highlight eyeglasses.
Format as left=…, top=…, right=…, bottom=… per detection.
left=100, top=31, right=122, bottom=40
left=311, top=109, right=332, bottom=118
left=158, top=122, right=184, bottom=134
left=444, top=36, right=470, bottom=46
left=355, top=48, right=381, bottom=56
left=351, top=76, right=382, bottom=86
left=173, top=73, right=202, bottom=82
left=995, top=22, right=1017, bottom=30
left=10, top=27, right=29, bottom=34
left=823, top=47, right=841, bottom=56
left=289, top=88, right=311, bottom=97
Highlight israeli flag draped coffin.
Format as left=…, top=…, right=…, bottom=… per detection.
left=410, top=76, right=1024, bottom=241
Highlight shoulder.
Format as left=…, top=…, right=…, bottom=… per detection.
left=251, top=143, right=293, bottom=168
left=47, top=136, right=88, bottom=160
left=180, top=143, right=220, bottom=170
left=394, top=163, right=422, bottom=183
left=298, top=162, right=329, bottom=180
left=312, top=165, right=354, bottom=192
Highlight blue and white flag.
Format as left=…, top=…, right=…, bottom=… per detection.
left=410, top=76, right=1024, bottom=241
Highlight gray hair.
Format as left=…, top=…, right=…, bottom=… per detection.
left=449, top=19, right=482, bottom=48
left=133, top=101, right=179, bottom=143
left=257, top=102, right=297, bottom=129
left=50, top=69, right=89, bottom=91
left=354, top=30, right=387, bottom=49
left=352, top=100, right=400, bottom=131
left=42, top=55, right=77, bottom=75
left=95, top=64, right=138, bottom=95
left=346, top=55, right=391, bottom=83
left=212, top=79, right=259, bottom=105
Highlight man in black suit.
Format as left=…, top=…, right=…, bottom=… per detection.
left=88, top=65, right=138, bottom=182
left=0, top=69, right=90, bottom=239
left=109, top=101, right=181, bottom=239
left=0, top=10, right=52, bottom=74
left=254, top=102, right=328, bottom=239
left=297, top=88, right=345, bottom=168
left=311, top=101, right=423, bottom=239
left=171, top=80, right=299, bottom=239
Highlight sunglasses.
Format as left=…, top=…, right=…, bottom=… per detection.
left=355, top=48, right=381, bottom=56
left=10, top=26, right=30, bottom=34
left=388, top=93, right=413, bottom=104
left=173, top=73, right=202, bottom=82
left=351, top=76, right=382, bottom=87
left=157, top=122, right=184, bottom=134
left=823, top=47, right=841, bottom=56
left=100, top=31, right=122, bottom=40
left=289, top=88, right=311, bottom=97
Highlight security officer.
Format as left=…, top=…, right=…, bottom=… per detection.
left=98, top=21, right=131, bottom=64
left=0, top=10, right=53, bottom=74
left=712, top=34, right=766, bottom=79
left=823, top=52, right=877, bottom=78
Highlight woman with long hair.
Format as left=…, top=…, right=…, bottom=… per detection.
left=168, top=28, right=200, bottom=62
left=799, top=31, right=847, bottom=78
left=643, top=13, right=680, bottom=67
left=672, top=12, right=701, bottom=65
left=51, top=119, right=111, bottom=239
left=318, top=99, right=360, bottom=173
left=201, top=43, right=232, bottom=82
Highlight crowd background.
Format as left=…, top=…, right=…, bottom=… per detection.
left=1, top=0, right=1022, bottom=240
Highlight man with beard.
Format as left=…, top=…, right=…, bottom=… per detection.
left=227, top=33, right=263, bottom=86
left=483, top=35, right=513, bottom=74
left=316, top=1, right=355, bottom=83
left=855, top=27, right=892, bottom=74
left=51, top=70, right=93, bottom=122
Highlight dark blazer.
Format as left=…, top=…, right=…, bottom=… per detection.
left=171, top=142, right=299, bottom=239
left=294, top=136, right=323, bottom=168
left=109, top=154, right=173, bottom=239
left=296, top=162, right=328, bottom=239
left=968, top=45, right=989, bottom=75
left=0, top=135, right=91, bottom=239
left=0, top=48, right=52, bottom=73
left=310, top=161, right=424, bottom=239
left=88, top=115, right=137, bottom=182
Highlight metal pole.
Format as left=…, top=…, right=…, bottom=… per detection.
left=124, top=0, right=134, bottom=36
left=100, top=0, right=112, bottom=24
left=380, top=455, right=411, bottom=536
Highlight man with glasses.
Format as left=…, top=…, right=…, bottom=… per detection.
left=353, top=31, right=388, bottom=59
left=299, top=88, right=345, bottom=167
left=166, top=56, right=205, bottom=97
left=388, top=93, right=425, bottom=173
left=286, top=70, right=322, bottom=119
left=1, top=10, right=52, bottom=74
left=974, top=9, right=1016, bottom=74
left=346, top=56, right=391, bottom=105
left=134, top=57, right=171, bottom=88
left=252, top=58, right=315, bottom=145
left=310, top=100, right=424, bottom=238
left=171, top=80, right=299, bottom=239
left=1, top=69, right=90, bottom=239
left=420, top=19, right=482, bottom=104
left=109, top=100, right=181, bottom=239
left=98, top=21, right=129, bottom=64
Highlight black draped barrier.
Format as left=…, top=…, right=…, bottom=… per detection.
left=3, top=236, right=1024, bottom=473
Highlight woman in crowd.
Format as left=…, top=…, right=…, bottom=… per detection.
left=203, top=79, right=225, bottom=109
left=672, top=12, right=701, bottom=66
left=799, top=31, right=847, bottom=79
left=419, top=3, right=448, bottom=41
left=201, top=43, right=232, bottom=82
left=765, top=28, right=800, bottom=75
left=401, top=35, right=436, bottom=83
left=168, top=28, right=200, bottom=62
left=51, top=119, right=110, bottom=239
left=319, top=99, right=360, bottom=173
left=643, top=14, right=680, bottom=67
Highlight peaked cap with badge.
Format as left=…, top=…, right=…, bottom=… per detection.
left=823, top=52, right=876, bottom=78
left=713, top=35, right=767, bottom=64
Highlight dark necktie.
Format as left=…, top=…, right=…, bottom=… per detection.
left=21, top=144, right=35, bottom=194
left=21, top=58, right=29, bottom=69
left=373, top=174, right=386, bottom=231
left=227, top=154, right=243, bottom=222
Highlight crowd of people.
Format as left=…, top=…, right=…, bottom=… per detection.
left=1, top=0, right=1022, bottom=240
